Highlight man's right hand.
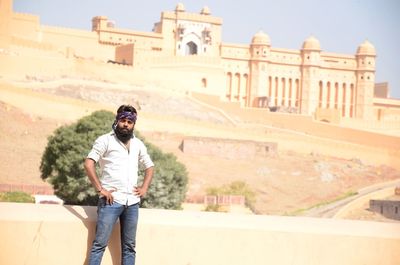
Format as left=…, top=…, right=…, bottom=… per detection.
left=100, top=188, right=116, bottom=205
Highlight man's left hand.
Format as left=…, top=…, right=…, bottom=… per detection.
left=133, top=186, right=147, bottom=197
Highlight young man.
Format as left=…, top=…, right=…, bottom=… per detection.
left=84, top=104, right=154, bottom=265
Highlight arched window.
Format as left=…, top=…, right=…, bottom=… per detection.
left=342, top=83, right=347, bottom=117
left=202, top=78, right=207, bottom=88
left=244, top=74, right=249, bottom=105
left=274, top=77, right=279, bottom=106
left=185, top=41, right=197, bottom=55
left=281, top=77, right=286, bottom=105
left=268, top=76, right=272, bottom=99
left=319, top=81, right=323, bottom=108
left=350, top=84, right=354, bottom=117
left=226, top=72, right=232, bottom=100
left=288, top=78, right=293, bottom=107
left=234, top=73, right=241, bottom=100
left=334, top=83, right=339, bottom=109
left=295, top=79, right=300, bottom=107
left=326, top=82, right=331, bottom=108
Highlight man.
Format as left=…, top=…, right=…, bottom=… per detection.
left=84, top=104, right=154, bottom=265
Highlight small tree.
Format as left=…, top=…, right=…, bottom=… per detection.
left=138, top=140, right=188, bottom=209
left=206, top=181, right=256, bottom=212
left=40, top=110, right=188, bottom=208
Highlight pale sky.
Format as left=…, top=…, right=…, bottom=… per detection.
left=13, top=0, right=400, bottom=99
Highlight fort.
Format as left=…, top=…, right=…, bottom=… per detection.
left=1, top=0, right=399, bottom=129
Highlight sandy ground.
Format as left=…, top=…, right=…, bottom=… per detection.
left=0, top=80, right=399, bottom=219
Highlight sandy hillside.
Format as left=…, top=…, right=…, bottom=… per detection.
left=0, top=80, right=399, bottom=216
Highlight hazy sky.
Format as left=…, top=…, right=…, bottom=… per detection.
left=13, top=0, right=400, bottom=99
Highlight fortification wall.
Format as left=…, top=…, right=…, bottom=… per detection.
left=11, top=36, right=55, bottom=51
left=191, top=92, right=400, bottom=168
left=0, top=51, right=74, bottom=78
left=0, top=203, right=399, bottom=265
left=141, top=62, right=226, bottom=96
left=11, top=13, right=40, bottom=40
left=9, top=11, right=115, bottom=60
left=192, top=92, right=400, bottom=149
left=181, top=136, right=277, bottom=159
left=40, top=25, right=114, bottom=60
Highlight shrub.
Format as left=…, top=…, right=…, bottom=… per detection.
left=0, top=191, right=34, bottom=203
left=40, top=110, right=188, bottom=208
left=205, top=181, right=256, bottom=212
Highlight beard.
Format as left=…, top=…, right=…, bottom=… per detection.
left=114, top=125, right=133, bottom=143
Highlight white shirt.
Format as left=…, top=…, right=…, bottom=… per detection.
left=87, top=131, right=154, bottom=206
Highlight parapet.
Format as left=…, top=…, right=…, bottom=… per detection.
left=180, top=136, right=277, bottom=159
left=0, top=202, right=399, bottom=265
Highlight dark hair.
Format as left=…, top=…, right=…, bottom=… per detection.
left=116, top=104, right=137, bottom=115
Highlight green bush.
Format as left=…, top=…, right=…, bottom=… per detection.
left=0, top=191, right=34, bottom=203
left=204, top=204, right=225, bottom=212
left=206, top=181, right=256, bottom=212
left=40, top=110, right=114, bottom=205
left=40, top=110, right=188, bottom=208
left=138, top=140, right=188, bottom=209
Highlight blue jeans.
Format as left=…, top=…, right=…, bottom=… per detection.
left=89, top=198, right=139, bottom=265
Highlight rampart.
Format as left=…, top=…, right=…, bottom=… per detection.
left=181, top=136, right=277, bottom=159
left=185, top=92, right=400, bottom=170
left=0, top=202, right=399, bottom=265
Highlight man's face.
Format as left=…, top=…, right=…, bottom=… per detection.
left=116, top=118, right=135, bottom=133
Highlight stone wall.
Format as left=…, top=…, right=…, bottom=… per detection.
left=1, top=203, right=399, bottom=265
left=181, top=136, right=277, bottom=159
left=370, top=199, right=400, bottom=220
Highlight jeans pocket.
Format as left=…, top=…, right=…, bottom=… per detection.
left=98, top=196, right=107, bottom=208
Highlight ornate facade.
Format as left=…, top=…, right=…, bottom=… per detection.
left=92, top=4, right=382, bottom=120
left=1, top=1, right=399, bottom=123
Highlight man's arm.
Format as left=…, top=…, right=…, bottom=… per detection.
left=84, top=158, right=115, bottom=204
left=134, top=166, right=154, bottom=197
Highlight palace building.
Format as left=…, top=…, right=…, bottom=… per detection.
left=1, top=1, right=399, bottom=125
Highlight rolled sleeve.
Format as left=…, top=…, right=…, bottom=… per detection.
left=87, top=135, right=108, bottom=163
left=138, top=141, right=154, bottom=169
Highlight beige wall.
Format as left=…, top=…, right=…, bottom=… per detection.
left=0, top=202, right=399, bottom=265
left=0, top=0, right=12, bottom=45
left=11, top=13, right=40, bottom=40
left=181, top=136, right=277, bottom=159
left=115, top=43, right=134, bottom=65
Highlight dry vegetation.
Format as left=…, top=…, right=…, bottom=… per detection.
left=0, top=81, right=399, bottom=218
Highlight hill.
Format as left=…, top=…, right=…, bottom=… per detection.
left=1, top=79, right=399, bottom=217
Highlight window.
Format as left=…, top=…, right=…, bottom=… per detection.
left=202, top=78, right=207, bottom=88
left=185, top=41, right=197, bottom=55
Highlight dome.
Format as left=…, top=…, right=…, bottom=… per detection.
left=200, top=6, right=211, bottom=15
left=357, top=40, right=376, bottom=55
left=302, top=36, right=321, bottom=50
left=251, top=31, right=271, bottom=46
left=175, top=3, right=185, bottom=12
